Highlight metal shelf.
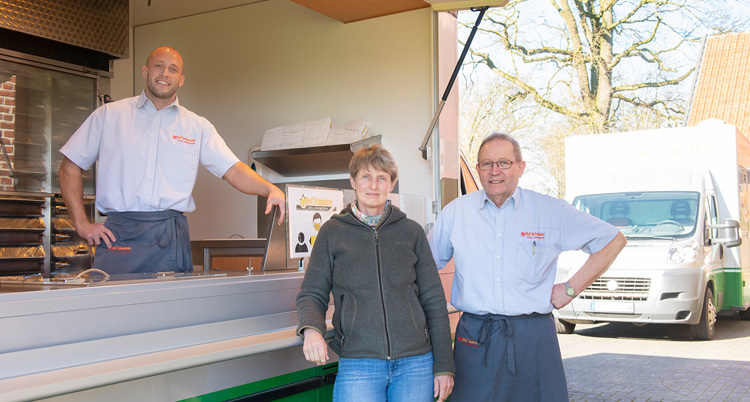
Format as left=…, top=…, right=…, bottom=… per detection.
left=251, top=135, right=381, bottom=177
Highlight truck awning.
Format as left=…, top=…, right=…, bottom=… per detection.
left=290, top=0, right=508, bottom=23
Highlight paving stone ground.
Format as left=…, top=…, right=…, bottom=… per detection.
left=558, top=313, right=750, bottom=401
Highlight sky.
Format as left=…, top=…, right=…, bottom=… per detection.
left=456, top=0, right=750, bottom=195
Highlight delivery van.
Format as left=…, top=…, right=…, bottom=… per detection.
left=554, top=119, right=750, bottom=340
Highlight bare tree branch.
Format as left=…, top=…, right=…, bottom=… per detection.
left=459, top=0, right=750, bottom=195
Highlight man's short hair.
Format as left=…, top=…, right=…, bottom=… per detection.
left=477, top=132, right=523, bottom=162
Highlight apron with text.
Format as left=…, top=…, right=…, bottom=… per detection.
left=94, top=210, right=192, bottom=275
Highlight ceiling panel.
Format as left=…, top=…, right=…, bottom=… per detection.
left=289, top=0, right=430, bottom=24
left=425, top=0, right=508, bottom=12
left=133, top=0, right=263, bottom=26
left=133, top=0, right=508, bottom=26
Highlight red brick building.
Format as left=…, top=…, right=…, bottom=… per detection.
left=687, top=32, right=750, bottom=137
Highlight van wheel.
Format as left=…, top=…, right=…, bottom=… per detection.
left=740, top=307, right=750, bottom=321
left=690, top=287, right=716, bottom=340
left=555, top=319, right=576, bottom=334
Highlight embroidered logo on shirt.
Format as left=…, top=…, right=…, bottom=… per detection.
left=110, top=246, right=132, bottom=253
left=172, top=135, right=196, bottom=145
left=457, top=336, right=480, bottom=347
left=521, top=231, right=545, bottom=239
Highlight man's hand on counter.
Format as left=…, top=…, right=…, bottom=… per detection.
left=302, top=328, right=329, bottom=366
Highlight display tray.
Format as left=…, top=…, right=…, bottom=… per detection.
left=10, top=169, right=47, bottom=176
left=0, top=199, right=45, bottom=217
left=0, top=258, right=44, bottom=274
left=12, top=132, right=48, bottom=146
left=0, top=229, right=44, bottom=245
left=51, top=245, right=93, bottom=271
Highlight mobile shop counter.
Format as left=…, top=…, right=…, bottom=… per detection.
left=0, top=270, right=336, bottom=402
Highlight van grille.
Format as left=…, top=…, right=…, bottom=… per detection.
left=578, top=277, right=650, bottom=301
left=585, top=312, right=642, bottom=319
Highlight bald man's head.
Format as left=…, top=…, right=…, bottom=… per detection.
left=141, top=46, right=185, bottom=109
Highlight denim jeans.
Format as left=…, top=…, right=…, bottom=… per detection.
left=333, top=351, right=434, bottom=402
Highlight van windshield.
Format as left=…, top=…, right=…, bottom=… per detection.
left=572, top=191, right=700, bottom=238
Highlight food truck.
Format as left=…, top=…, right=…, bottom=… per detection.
left=555, top=120, right=750, bottom=340
left=0, top=1, right=497, bottom=400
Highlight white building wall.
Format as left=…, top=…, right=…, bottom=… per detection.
left=115, top=0, right=438, bottom=239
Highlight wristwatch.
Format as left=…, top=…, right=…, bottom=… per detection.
left=564, top=281, right=576, bottom=297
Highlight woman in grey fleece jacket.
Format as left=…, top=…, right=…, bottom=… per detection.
left=296, top=144, right=454, bottom=402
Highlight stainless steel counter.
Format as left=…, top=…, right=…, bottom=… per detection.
left=0, top=269, right=326, bottom=401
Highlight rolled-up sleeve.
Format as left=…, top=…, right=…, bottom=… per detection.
left=60, top=106, right=105, bottom=170
left=196, top=119, right=240, bottom=179
left=428, top=202, right=455, bottom=270
left=561, top=204, right=620, bottom=254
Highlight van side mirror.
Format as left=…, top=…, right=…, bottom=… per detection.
left=708, top=219, right=742, bottom=248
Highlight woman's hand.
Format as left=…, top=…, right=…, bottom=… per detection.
left=434, top=374, right=454, bottom=402
left=302, top=328, right=329, bottom=366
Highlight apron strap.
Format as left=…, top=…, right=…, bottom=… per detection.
left=477, top=315, right=515, bottom=374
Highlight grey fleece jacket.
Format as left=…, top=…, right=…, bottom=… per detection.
left=296, top=204, right=455, bottom=375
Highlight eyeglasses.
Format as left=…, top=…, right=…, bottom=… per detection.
left=477, top=160, right=515, bottom=171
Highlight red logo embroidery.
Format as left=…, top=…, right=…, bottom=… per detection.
left=110, top=246, right=132, bottom=253
left=521, top=231, right=545, bottom=239
left=457, top=336, right=480, bottom=347
left=172, top=135, right=196, bottom=145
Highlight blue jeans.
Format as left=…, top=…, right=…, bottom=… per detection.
left=333, top=351, right=434, bottom=402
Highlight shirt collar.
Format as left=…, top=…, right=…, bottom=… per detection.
left=477, top=186, right=521, bottom=211
left=137, top=90, right=180, bottom=110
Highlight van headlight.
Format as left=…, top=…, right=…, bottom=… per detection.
left=667, top=239, right=699, bottom=265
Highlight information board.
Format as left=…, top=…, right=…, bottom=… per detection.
left=286, top=185, right=345, bottom=259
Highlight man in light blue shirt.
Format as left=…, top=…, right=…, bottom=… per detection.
left=59, top=46, right=285, bottom=274
left=428, top=132, right=626, bottom=401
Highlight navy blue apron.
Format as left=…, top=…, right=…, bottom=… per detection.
left=451, top=312, right=568, bottom=401
left=93, top=210, right=192, bottom=275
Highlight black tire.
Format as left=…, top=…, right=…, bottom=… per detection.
left=690, top=287, right=716, bottom=340
left=740, top=307, right=750, bottom=321
left=555, top=319, right=576, bottom=334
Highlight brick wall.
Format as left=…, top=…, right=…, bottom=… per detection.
left=688, top=32, right=750, bottom=137
left=0, top=75, right=15, bottom=191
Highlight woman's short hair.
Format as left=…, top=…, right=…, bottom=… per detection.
left=478, top=132, right=523, bottom=162
left=349, top=144, right=398, bottom=182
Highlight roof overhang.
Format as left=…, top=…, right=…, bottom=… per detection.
left=290, top=0, right=508, bottom=24
left=133, top=1, right=508, bottom=27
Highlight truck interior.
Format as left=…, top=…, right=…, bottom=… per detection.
left=572, top=192, right=700, bottom=237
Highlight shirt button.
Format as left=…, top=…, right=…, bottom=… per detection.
left=497, top=233, right=501, bottom=237
left=496, top=256, right=501, bottom=259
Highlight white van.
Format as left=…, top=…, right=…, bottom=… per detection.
left=555, top=120, right=750, bottom=340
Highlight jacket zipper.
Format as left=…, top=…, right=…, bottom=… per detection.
left=339, top=294, right=346, bottom=349
left=373, top=228, right=392, bottom=359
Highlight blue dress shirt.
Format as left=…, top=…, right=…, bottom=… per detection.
left=428, top=187, right=619, bottom=315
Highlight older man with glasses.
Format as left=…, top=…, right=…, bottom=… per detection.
left=428, top=132, right=626, bottom=401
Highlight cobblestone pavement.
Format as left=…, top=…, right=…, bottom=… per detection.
left=558, top=313, right=750, bottom=401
